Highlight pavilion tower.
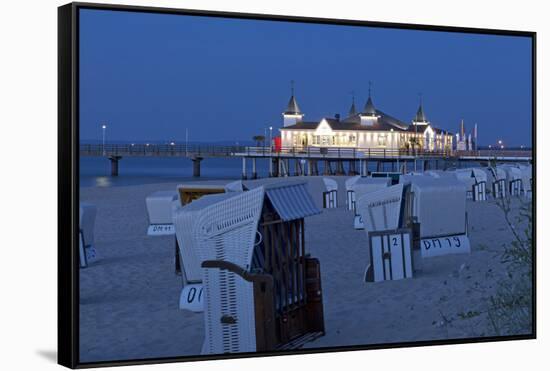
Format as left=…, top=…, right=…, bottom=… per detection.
left=360, top=82, right=379, bottom=126
left=282, top=80, right=304, bottom=127
left=348, top=92, right=357, bottom=117
left=412, top=94, right=429, bottom=125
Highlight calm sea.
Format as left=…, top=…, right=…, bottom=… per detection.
left=79, top=156, right=271, bottom=187
left=80, top=156, right=478, bottom=188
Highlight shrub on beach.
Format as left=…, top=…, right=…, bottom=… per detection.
left=487, top=198, right=533, bottom=336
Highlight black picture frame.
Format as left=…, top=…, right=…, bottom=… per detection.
left=58, top=2, right=537, bottom=368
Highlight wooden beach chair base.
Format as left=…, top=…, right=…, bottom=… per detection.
left=202, top=256, right=325, bottom=352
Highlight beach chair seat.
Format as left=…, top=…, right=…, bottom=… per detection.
left=145, top=190, right=178, bottom=235
left=79, top=203, right=97, bottom=268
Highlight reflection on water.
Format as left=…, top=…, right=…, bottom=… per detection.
left=80, top=156, right=485, bottom=188
left=94, top=176, right=113, bottom=187
left=80, top=156, right=254, bottom=187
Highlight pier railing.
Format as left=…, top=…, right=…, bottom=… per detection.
left=80, top=143, right=247, bottom=157
left=80, top=143, right=532, bottom=160
left=239, top=147, right=532, bottom=160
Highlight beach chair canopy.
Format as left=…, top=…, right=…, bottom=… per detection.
left=174, top=192, right=238, bottom=283
left=262, top=181, right=321, bottom=221
left=355, top=184, right=405, bottom=235
left=453, top=169, right=477, bottom=189
left=244, top=177, right=327, bottom=210
left=484, top=167, right=506, bottom=182
left=407, top=176, right=467, bottom=238
left=469, top=168, right=488, bottom=183
left=352, top=177, right=392, bottom=201
left=322, top=177, right=338, bottom=192
left=499, top=165, right=522, bottom=181
left=345, top=175, right=361, bottom=190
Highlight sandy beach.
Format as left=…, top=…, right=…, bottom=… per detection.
left=79, top=176, right=531, bottom=363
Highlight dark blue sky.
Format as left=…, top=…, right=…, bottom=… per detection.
left=79, top=9, right=532, bottom=146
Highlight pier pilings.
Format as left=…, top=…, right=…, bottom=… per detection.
left=192, top=156, right=203, bottom=177
left=108, top=156, right=122, bottom=177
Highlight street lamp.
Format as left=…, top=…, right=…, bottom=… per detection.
left=269, top=126, right=273, bottom=151
left=102, top=124, right=107, bottom=156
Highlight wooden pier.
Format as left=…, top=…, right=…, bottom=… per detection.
left=80, top=144, right=532, bottom=177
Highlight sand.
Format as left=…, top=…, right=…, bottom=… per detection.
left=79, top=176, right=531, bottom=363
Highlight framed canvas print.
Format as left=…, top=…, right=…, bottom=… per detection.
left=58, top=2, right=536, bottom=368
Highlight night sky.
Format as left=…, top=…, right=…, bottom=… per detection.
left=79, top=8, right=532, bottom=147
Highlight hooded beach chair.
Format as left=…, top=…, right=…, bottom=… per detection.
left=345, top=176, right=361, bottom=210
left=485, top=167, right=507, bottom=199
left=453, top=168, right=487, bottom=201
left=355, top=184, right=414, bottom=282
left=518, top=164, right=533, bottom=197
left=183, top=181, right=324, bottom=354
left=500, top=165, right=523, bottom=196
left=322, top=177, right=338, bottom=208
left=401, top=176, right=470, bottom=258
left=145, top=190, right=179, bottom=235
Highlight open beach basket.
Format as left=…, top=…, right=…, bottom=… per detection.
left=180, top=182, right=325, bottom=354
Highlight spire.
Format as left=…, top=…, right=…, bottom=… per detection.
left=283, top=80, right=302, bottom=115
left=348, top=91, right=357, bottom=116
left=361, top=81, right=377, bottom=116
left=414, top=94, right=427, bottom=123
